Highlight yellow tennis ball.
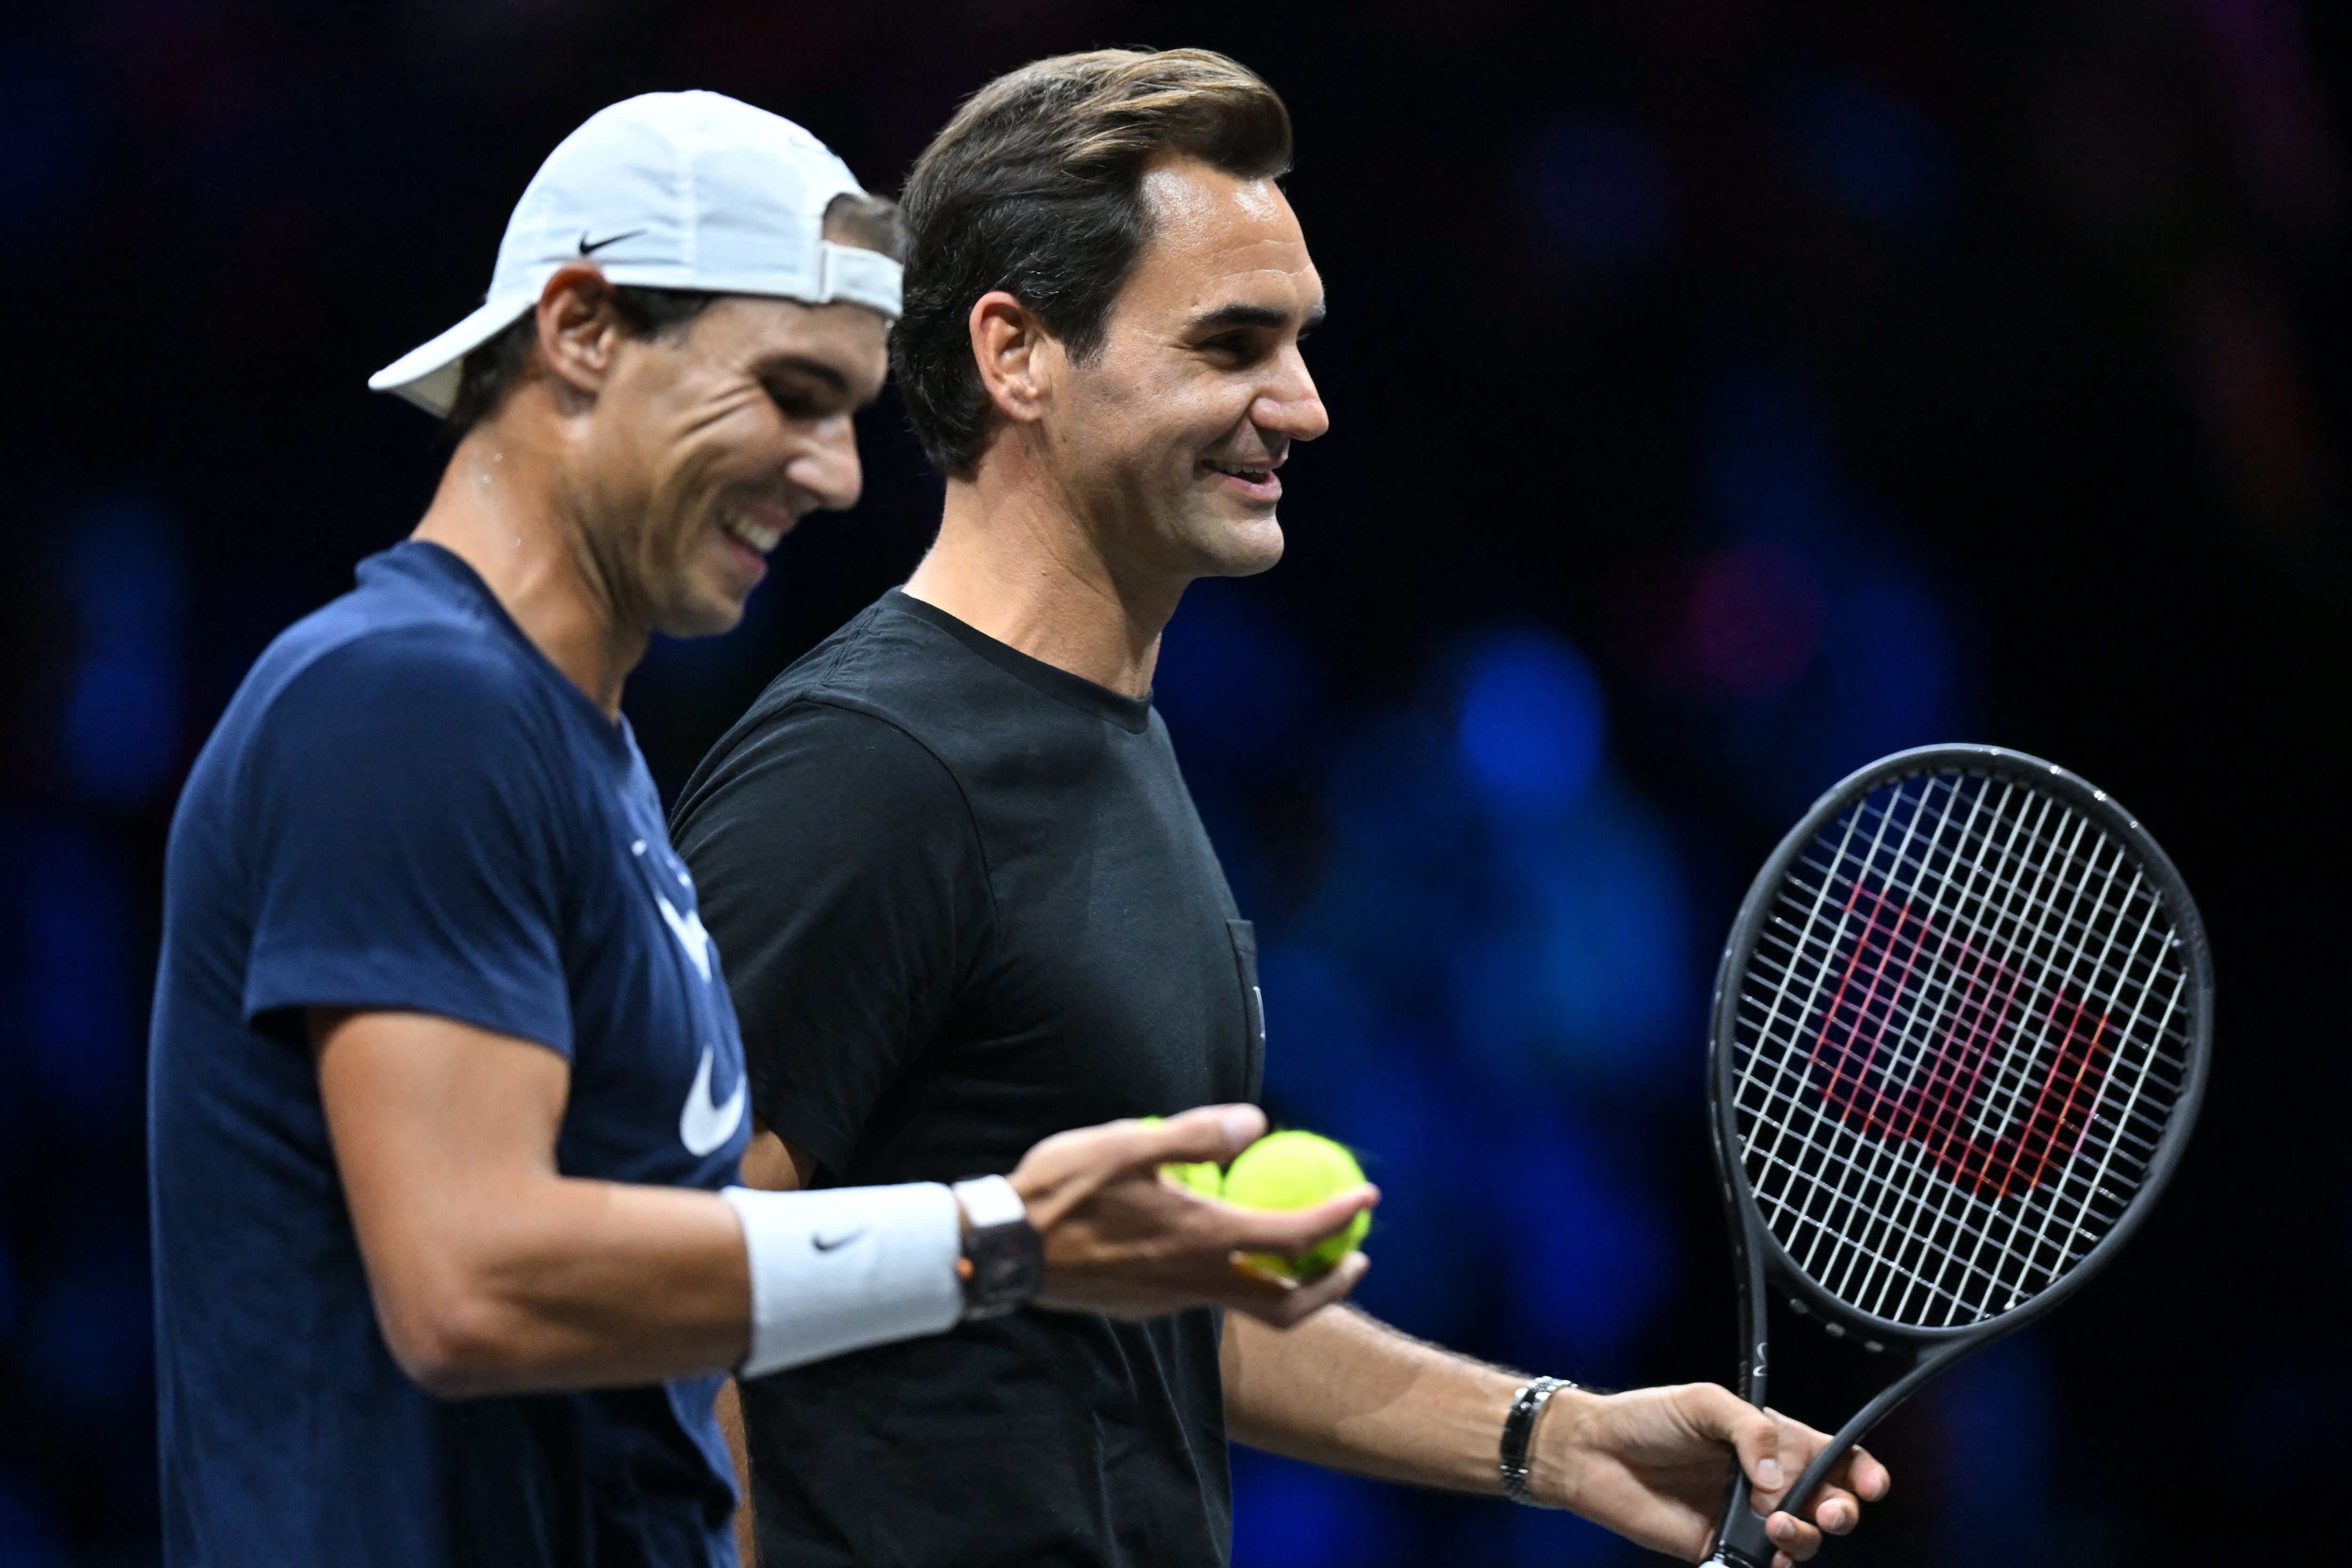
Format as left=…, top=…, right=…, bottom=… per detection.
left=1222, top=1130, right=1371, bottom=1280
left=1139, top=1117, right=1227, bottom=1197
left=1165, top=1159, right=1226, bottom=1198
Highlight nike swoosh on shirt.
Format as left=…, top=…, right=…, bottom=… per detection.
left=678, top=1046, right=747, bottom=1157
left=656, top=893, right=714, bottom=982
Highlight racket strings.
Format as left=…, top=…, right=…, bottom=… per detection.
left=1731, top=770, right=2193, bottom=1330
left=1769, top=797, right=2176, bottom=1321
left=1752, top=782, right=2185, bottom=1321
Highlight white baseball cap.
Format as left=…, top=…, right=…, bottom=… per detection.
left=368, top=90, right=900, bottom=417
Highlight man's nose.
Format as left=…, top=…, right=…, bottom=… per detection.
left=1255, top=351, right=1330, bottom=443
left=791, top=416, right=865, bottom=513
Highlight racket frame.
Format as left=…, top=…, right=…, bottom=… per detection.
left=1704, top=745, right=2211, bottom=1566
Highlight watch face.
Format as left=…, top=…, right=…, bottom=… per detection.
left=964, top=1223, right=1044, bottom=1317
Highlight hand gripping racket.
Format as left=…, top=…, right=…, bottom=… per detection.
left=1704, top=745, right=2211, bottom=1566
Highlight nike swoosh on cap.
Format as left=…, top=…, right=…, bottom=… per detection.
left=678, top=1045, right=747, bottom=1156
left=578, top=228, right=644, bottom=255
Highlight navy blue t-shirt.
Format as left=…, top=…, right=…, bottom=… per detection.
left=149, top=541, right=752, bottom=1568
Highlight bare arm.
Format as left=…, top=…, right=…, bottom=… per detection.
left=316, top=1008, right=753, bottom=1395
left=316, top=1010, right=1379, bottom=1399
left=1222, top=1309, right=1889, bottom=1567
left=1221, top=1305, right=1515, bottom=1492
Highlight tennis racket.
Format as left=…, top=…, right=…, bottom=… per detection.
left=1703, top=744, right=2211, bottom=1567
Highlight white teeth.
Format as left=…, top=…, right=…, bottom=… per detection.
left=726, top=517, right=782, bottom=554
left=1210, top=462, right=1269, bottom=481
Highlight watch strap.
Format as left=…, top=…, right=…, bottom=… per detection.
left=951, top=1175, right=1042, bottom=1320
left=1500, top=1375, right=1575, bottom=1506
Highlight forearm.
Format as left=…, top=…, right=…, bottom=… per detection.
left=1222, top=1306, right=1551, bottom=1496
left=382, top=1170, right=974, bottom=1397
left=384, top=1174, right=751, bottom=1395
left=321, top=1011, right=971, bottom=1397
left=1226, top=1311, right=1891, bottom=1564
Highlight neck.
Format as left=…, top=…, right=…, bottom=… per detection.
left=904, top=453, right=1188, bottom=700
left=410, top=403, right=645, bottom=719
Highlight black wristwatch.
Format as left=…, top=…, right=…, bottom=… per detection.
left=1500, top=1375, right=1576, bottom=1505
left=951, top=1176, right=1043, bottom=1320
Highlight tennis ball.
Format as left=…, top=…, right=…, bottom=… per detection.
left=1139, top=1117, right=1227, bottom=1198
left=1221, top=1130, right=1371, bottom=1280
left=1164, top=1159, right=1226, bottom=1198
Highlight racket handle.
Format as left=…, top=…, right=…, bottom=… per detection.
left=1708, top=1470, right=1776, bottom=1568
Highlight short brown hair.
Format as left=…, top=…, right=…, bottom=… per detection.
left=893, top=48, right=1294, bottom=475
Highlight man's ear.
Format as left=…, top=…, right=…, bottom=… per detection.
left=968, top=290, right=1058, bottom=428
left=533, top=263, right=630, bottom=401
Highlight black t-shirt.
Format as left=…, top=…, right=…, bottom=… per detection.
left=671, top=589, right=1265, bottom=1568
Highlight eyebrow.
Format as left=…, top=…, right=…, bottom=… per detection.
left=752, top=354, right=853, bottom=396
left=1191, top=299, right=1328, bottom=335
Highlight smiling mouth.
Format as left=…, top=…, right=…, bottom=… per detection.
left=1205, top=460, right=1274, bottom=484
left=722, top=512, right=785, bottom=555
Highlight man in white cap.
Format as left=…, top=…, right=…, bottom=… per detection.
left=147, top=91, right=1374, bottom=1568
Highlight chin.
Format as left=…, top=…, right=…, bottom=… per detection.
left=665, top=591, right=751, bottom=641
left=1197, top=514, right=1285, bottom=577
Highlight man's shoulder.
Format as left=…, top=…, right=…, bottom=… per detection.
left=199, top=576, right=567, bottom=815
left=751, top=592, right=1006, bottom=734
left=688, top=596, right=1001, bottom=779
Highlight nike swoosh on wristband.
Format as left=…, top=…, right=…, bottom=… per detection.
left=679, top=1046, right=747, bottom=1156
left=811, top=1230, right=866, bottom=1252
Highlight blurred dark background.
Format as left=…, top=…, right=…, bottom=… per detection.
left=2, top=0, right=2346, bottom=1563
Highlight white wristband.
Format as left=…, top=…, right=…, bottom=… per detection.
left=719, top=1183, right=963, bottom=1378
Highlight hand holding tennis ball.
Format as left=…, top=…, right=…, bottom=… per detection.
left=1138, top=1116, right=1233, bottom=1197
left=1221, top=1130, right=1372, bottom=1280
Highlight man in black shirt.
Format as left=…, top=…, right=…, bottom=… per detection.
left=674, top=48, right=1888, bottom=1568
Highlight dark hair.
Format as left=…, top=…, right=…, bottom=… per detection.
left=893, top=48, right=1293, bottom=475
left=445, top=190, right=907, bottom=434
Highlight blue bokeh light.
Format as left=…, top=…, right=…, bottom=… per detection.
left=1789, top=73, right=1961, bottom=236
left=1449, top=778, right=1693, bottom=1091
left=0, top=1467, right=65, bottom=1568
left=1262, top=993, right=1482, bottom=1341
left=3, top=820, right=140, bottom=1123
left=1687, top=364, right=1963, bottom=814
left=1231, top=1449, right=1403, bottom=1568
left=1457, top=629, right=1606, bottom=816
left=1491, top=1119, right=1676, bottom=1375
left=1823, top=570, right=1959, bottom=763
left=1306, top=712, right=1491, bottom=998
left=1153, top=579, right=1323, bottom=781
left=1254, top=943, right=1388, bottom=1121
left=1507, top=1503, right=1645, bottom=1567
left=1703, top=363, right=1841, bottom=547
left=65, top=499, right=184, bottom=807
left=24, top=1250, right=152, bottom=1420
left=1931, top=1334, right=2052, bottom=1568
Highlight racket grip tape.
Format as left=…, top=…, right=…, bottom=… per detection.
left=1707, top=1470, right=1777, bottom=1568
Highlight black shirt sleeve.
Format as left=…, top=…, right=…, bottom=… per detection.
left=672, top=700, right=993, bottom=1176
